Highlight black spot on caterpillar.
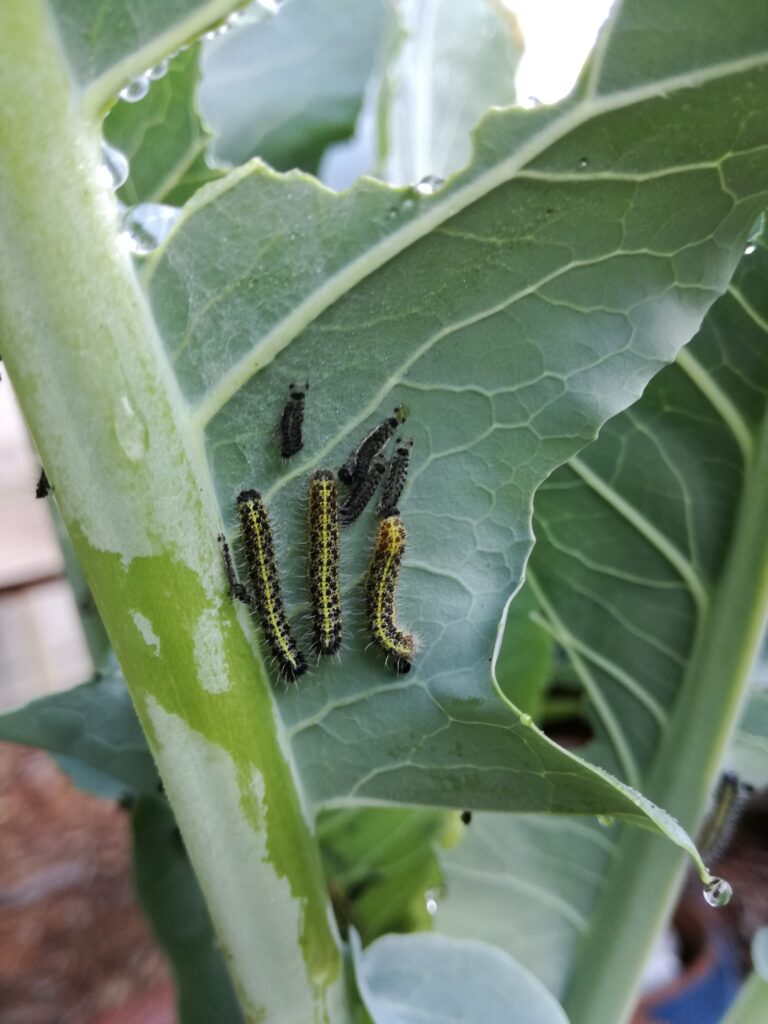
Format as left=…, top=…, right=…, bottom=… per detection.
left=35, top=468, right=50, bottom=499
left=279, top=382, right=308, bottom=458
left=307, top=470, right=342, bottom=655
left=376, top=437, right=413, bottom=518
left=337, top=405, right=407, bottom=484
left=363, top=514, right=414, bottom=674
left=219, top=490, right=307, bottom=682
left=339, top=457, right=386, bottom=527
left=460, top=810, right=472, bottom=825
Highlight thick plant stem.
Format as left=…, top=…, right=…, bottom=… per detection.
left=0, top=4, right=344, bottom=1022
left=563, top=409, right=768, bottom=1024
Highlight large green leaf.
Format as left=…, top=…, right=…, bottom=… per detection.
left=0, top=670, right=158, bottom=797
left=139, top=0, right=768, bottom=826
left=435, top=222, right=768, bottom=1011
left=350, top=931, right=570, bottom=1024
left=199, top=0, right=392, bottom=174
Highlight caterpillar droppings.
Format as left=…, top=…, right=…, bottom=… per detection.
left=307, top=470, right=342, bottom=655
left=221, top=490, right=307, bottom=682
left=375, top=437, right=413, bottom=518
left=364, top=514, right=414, bottom=674
left=337, top=405, right=407, bottom=484
left=339, top=456, right=386, bottom=527
left=279, top=382, right=308, bottom=458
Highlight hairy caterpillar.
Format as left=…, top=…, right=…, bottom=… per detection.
left=279, top=382, right=308, bottom=458
left=376, top=437, right=413, bottom=518
left=363, top=514, right=415, bottom=674
left=307, top=470, right=342, bottom=655
left=339, top=456, right=386, bottom=527
left=220, top=490, right=307, bottom=682
left=338, top=405, right=407, bottom=485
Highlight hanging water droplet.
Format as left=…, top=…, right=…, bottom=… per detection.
left=597, top=814, right=615, bottom=827
left=702, top=876, right=733, bottom=908
left=146, top=59, right=169, bottom=81
left=114, top=395, right=148, bottom=462
left=119, top=203, right=181, bottom=255
left=100, top=142, right=129, bottom=189
left=119, top=75, right=150, bottom=102
left=578, top=157, right=589, bottom=169
left=425, top=889, right=438, bottom=915
left=519, top=713, right=533, bottom=727
left=415, top=175, right=444, bottom=196
left=745, top=243, right=757, bottom=255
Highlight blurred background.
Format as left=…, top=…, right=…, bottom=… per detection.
left=2, top=1, right=766, bottom=1022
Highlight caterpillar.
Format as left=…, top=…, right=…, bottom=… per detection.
left=337, top=405, right=407, bottom=485
left=339, top=456, right=387, bottom=527
left=279, top=382, right=308, bottom=458
left=364, top=514, right=415, bottom=674
left=375, top=437, right=413, bottom=518
left=219, top=489, right=307, bottom=682
left=699, top=771, right=752, bottom=864
left=307, top=470, right=342, bottom=655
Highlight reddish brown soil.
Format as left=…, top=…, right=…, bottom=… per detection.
left=0, top=743, right=173, bottom=1024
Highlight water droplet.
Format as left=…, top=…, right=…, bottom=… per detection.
left=703, top=876, right=733, bottom=907
left=119, top=203, right=181, bottom=255
left=597, top=815, right=615, bottom=827
left=119, top=75, right=150, bottom=103
left=257, top=0, right=280, bottom=13
left=745, top=243, right=757, bottom=255
left=114, top=395, right=148, bottom=462
left=101, top=142, right=129, bottom=189
left=425, top=889, right=438, bottom=915
left=415, top=175, right=444, bottom=196
left=146, top=59, right=169, bottom=81
left=578, top=157, right=589, bottom=169
left=519, top=713, right=533, bottom=727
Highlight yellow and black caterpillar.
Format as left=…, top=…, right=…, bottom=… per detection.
left=307, top=470, right=342, bottom=655
left=364, top=514, right=415, bottom=674
left=220, top=490, right=307, bottom=682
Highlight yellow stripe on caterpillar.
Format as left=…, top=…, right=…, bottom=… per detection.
left=307, top=470, right=342, bottom=655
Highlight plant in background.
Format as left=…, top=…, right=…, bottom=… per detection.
left=1, top=1, right=767, bottom=1022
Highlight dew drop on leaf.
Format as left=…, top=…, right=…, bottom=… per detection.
left=415, top=175, right=444, bottom=196
left=119, top=75, right=150, bottom=102
left=100, top=142, right=129, bottom=189
left=146, top=59, right=169, bottom=81
left=702, top=876, right=733, bottom=907
left=425, top=889, right=438, bottom=915
left=597, top=814, right=615, bottom=827
left=745, top=243, right=757, bottom=255
left=119, top=204, right=181, bottom=255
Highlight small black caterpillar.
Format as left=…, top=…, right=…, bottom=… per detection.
left=279, top=382, right=308, bottom=458
left=338, top=406, right=407, bottom=485
left=339, top=457, right=387, bottom=527
left=376, top=438, right=413, bottom=518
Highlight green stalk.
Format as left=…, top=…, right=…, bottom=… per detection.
left=563, top=409, right=768, bottom=1024
left=0, top=4, right=344, bottom=1021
